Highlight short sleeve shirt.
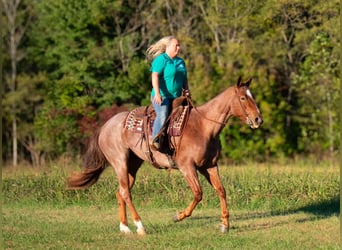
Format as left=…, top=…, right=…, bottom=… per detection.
left=150, top=53, right=187, bottom=99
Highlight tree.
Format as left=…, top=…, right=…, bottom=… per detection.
left=292, top=33, right=340, bottom=156
left=28, top=0, right=152, bottom=156
left=1, top=0, right=339, bottom=165
left=2, top=0, right=32, bottom=166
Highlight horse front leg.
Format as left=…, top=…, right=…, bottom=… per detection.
left=199, top=166, right=229, bottom=233
left=174, top=168, right=203, bottom=222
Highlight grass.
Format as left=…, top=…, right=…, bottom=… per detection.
left=2, top=161, right=340, bottom=249
left=3, top=206, right=339, bottom=249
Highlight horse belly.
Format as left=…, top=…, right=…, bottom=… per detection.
left=124, top=130, right=171, bottom=168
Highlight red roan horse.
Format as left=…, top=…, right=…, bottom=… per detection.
left=68, top=77, right=263, bottom=235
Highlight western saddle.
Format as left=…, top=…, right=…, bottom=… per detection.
left=124, top=96, right=192, bottom=168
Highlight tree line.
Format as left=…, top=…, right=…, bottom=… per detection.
left=2, top=0, right=340, bottom=166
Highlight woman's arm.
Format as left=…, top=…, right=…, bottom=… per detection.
left=152, top=72, right=162, bottom=104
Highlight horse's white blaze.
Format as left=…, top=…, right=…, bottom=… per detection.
left=247, top=89, right=261, bottom=114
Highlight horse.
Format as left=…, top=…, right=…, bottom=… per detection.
left=67, top=76, right=263, bottom=235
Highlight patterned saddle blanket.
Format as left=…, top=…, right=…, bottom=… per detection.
left=124, top=96, right=191, bottom=137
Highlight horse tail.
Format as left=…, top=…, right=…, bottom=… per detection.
left=67, top=130, right=108, bottom=190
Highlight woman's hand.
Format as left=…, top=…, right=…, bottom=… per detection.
left=183, top=89, right=191, bottom=98
left=153, top=93, right=163, bottom=104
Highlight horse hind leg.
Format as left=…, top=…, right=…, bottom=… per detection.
left=116, top=175, right=146, bottom=235
left=114, top=153, right=146, bottom=235
left=116, top=191, right=131, bottom=233
left=98, top=114, right=146, bottom=235
left=116, top=190, right=145, bottom=235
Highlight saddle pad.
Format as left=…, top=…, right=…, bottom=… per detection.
left=168, top=105, right=190, bottom=136
left=124, top=104, right=189, bottom=137
left=124, top=106, right=153, bottom=135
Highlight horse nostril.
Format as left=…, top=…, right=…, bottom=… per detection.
left=255, top=117, right=263, bottom=124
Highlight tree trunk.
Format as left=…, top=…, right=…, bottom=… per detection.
left=2, top=0, right=26, bottom=166
left=12, top=119, right=18, bottom=166
left=326, top=90, right=334, bottom=156
left=10, top=27, right=18, bottom=166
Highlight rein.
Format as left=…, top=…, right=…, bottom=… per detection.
left=189, top=87, right=252, bottom=126
left=188, top=98, right=228, bottom=126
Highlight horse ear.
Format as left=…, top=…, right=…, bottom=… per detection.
left=236, top=76, right=242, bottom=87
left=245, top=78, right=253, bottom=87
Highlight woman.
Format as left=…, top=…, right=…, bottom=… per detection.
left=146, top=36, right=190, bottom=150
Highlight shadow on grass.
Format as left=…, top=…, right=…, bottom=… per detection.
left=230, top=197, right=340, bottom=232
left=297, top=196, right=340, bottom=216
left=144, top=197, right=340, bottom=234
left=231, top=196, right=340, bottom=222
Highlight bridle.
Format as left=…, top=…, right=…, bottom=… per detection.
left=170, top=87, right=255, bottom=156
left=189, top=86, right=254, bottom=126
left=234, top=86, right=254, bottom=127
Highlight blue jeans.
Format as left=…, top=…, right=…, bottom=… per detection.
left=152, top=97, right=172, bottom=138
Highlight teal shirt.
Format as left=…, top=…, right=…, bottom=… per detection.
left=151, top=53, right=187, bottom=99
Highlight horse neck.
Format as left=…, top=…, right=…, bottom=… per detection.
left=196, top=87, right=235, bottom=137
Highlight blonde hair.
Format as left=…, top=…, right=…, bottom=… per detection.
left=146, top=36, right=177, bottom=61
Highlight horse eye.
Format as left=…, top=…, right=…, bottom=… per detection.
left=240, top=96, right=246, bottom=101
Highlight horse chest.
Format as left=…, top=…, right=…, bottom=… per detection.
left=184, top=138, right=220, bottom=166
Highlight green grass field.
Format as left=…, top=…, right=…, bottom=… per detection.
left=3, top=161, right=340, bottom=249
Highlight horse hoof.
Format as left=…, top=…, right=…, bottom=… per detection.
left=220, top=224, right=229, bottom=233
left=173, top=214, right=180, bottom=222
left=137, top=228, right=147, bottom=235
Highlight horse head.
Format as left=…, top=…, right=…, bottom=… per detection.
left=231, top=76, right=263, bottom=129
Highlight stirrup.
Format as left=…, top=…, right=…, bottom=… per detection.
left=151, top=133, right=164, bottom=151
left=151, top=137, right=160, bottom=150
left=167, top=155, right=178, bottom=169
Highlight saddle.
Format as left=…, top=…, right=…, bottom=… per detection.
left=124, top=96, right=192, bottom=154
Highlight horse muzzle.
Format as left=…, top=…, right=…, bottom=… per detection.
left=247, top=116, right=263, bottom=129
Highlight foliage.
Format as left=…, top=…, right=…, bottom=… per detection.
left=292, top=33, right=340, bottom=155
left=1, top=0, right=340, bottom=165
